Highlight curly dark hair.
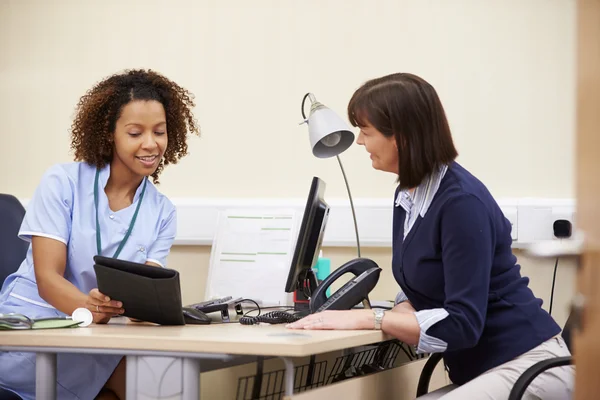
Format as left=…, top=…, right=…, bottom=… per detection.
left=70, top=69, right=200, bottom=183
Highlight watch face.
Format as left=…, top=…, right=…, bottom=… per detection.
left=373, top=309, right=384, bottom=329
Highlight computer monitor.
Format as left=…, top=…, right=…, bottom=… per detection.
left=284, top=177, right=330, bottom=295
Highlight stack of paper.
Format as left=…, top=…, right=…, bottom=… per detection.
left=206, top=208, right=299, bottom=306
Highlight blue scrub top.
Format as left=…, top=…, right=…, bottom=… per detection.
left=0, top=161, right=177, bottom=400
left=0, top=161, right=177, bottom=317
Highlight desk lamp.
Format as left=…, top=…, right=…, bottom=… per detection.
left=300, top=93, right=361, bottom=256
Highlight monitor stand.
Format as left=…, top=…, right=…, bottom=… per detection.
left=293, top=268, right=318, bottom=315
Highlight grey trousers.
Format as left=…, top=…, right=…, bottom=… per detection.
left=418, top=336, right=574, bottom=400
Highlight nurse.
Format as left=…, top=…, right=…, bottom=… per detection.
left=0, top=69, right=199, bottom=400
left=287, top=73, right=574, bottom=399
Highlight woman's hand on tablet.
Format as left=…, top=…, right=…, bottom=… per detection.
left=86, top=288, right=124, bottom=324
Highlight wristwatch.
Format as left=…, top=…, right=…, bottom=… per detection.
left=373, top=309, right=385, bottom=330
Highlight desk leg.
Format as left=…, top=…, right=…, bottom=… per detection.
left=126, top=355, right=138, bottom=399
left=279, top=357, right=295, bottom=397
left=36, top=353, right=57, bottom=400
left=125, top=356, right=200, bottom=400
left=182, top=358, right=200, bottom=399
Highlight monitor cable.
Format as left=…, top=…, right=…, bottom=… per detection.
left=548, top=256, right=559, bottom=316
left=548, top=220, right=571, bottom=317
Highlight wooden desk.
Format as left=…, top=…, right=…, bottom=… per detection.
left=0, top=320, right=387, bottom=399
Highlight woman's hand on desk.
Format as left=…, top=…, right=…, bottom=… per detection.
left=86, top=288, right=124, bottom=324
left=287, top=307, right=421, bottom=346
left=286, top=310, right=375, bottom=330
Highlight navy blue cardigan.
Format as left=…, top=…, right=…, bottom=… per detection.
left=393, top=162, right=560, bottom=385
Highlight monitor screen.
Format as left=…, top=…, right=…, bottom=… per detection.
left=284, top=177, right=330, bottom=293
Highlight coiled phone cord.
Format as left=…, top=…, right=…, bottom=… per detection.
left=239, top=311, right=302, bottom=325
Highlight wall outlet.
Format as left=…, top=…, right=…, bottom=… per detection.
left=551, top=206, right=575, bottom=239
left=517, top=199, right=575, bottom=244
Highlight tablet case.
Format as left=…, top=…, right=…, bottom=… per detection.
left=93, top=256, right=185, bottom=326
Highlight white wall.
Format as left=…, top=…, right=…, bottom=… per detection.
left=0, top=0, right=575, bottom=201
left=1, top=1, right=578, bottom=390
left=0, top=0, right=577, bottom=324
left=1, top=0, right=577, bottom=319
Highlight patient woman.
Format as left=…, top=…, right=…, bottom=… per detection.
left=288, top=73, right=573, bottom=399
left=0, top=69, right=199, bottom=400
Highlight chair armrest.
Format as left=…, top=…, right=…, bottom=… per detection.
left=508, top=356, right=572, bottom=400
left=416, top=353, right=444, bottom=397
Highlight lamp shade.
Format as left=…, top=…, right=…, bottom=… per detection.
left=306, top=100, right=355, bottom=158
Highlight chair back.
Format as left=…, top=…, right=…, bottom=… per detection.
left=0, top=194, right=28, bottom=288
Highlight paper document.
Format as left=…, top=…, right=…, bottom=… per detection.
left=206, top=209, right=299, bottom=306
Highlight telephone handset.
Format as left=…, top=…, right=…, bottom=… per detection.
left=309, top=258, right=381, bottom=314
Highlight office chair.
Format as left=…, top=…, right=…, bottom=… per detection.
left=416, top=313, right=575, bottom=399
left=508, top=312, right=574, bottom=400
left=416, top=353, right=444, bottom=397
left=0, top=194, right=28, bottom=288
left=0, top=197, right=26, bottom=400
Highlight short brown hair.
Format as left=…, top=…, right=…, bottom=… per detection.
left=347, top=73, right=457, bottom=189
left=70, top=69, right=200, bottom=184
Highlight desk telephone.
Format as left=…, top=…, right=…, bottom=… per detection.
left=309, top=258, right=381, bottom=313
left=187, top=258, right=381, bottom=325
left=240, top=258, right=381, bottom=325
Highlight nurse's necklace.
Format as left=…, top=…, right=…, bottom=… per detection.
left=94, top=168, right=147, bottom=258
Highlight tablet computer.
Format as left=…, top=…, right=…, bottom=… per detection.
left=93, top=256, right=185, bottom=325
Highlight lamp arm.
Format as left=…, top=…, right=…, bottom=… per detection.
left=336, top=155, right=361, bottom=257
left=301, top=93, right=318, bottom=120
